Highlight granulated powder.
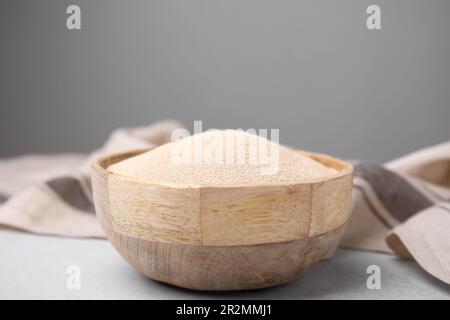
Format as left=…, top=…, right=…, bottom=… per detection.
left=108, top=130, right=337, bottom=187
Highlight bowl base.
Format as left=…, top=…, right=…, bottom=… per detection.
left=104, top=225, right=344, bottom=291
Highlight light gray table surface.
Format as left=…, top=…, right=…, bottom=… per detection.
left=0, top=229, right=448, bottom=300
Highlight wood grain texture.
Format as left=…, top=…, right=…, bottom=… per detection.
left=91, top=148, right=353, bottom=290
left=108, top=174, right=201, bottom=244
left=92, top=149, right=353, bottom=246
left=201, top=184, right=312, bottom=245
left=309, top=174, right=353, bottom=236
left=103, top=223, right=344, bottom=291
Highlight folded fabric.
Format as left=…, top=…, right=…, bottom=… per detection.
left=341, top=141, right=450, bottom=284
left=0, top=119, right=183, bottom=238
left=0, top=121, right=449, bottom=284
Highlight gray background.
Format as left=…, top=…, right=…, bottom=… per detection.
left=1, top=0, right=449, bottom=161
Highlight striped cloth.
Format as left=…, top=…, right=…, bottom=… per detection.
left=0, top=121, right=449, bottom=284
left=340, top=142, right=450, bottom=284
left=0, top=120, right=182, bottom=237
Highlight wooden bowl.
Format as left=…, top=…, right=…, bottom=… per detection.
left=91, top=149, right=353, bottom=291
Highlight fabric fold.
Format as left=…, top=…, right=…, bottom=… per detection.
left=0, top=119, right=183, bottom=238
left=386, top=202, right=450, bottom=284
left=341, top=142, right=450, bottom=284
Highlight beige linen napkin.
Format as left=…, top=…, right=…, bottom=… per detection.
left=0, top=119, right=182, bottom=238
left=341, top=141, right=450, bottom=284
left=0, top=121, right=448, bottom=284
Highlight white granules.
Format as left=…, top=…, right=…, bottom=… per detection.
left=108, top=130, right=337, bottom=187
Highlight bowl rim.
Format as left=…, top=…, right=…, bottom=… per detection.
left=92, top=148, right=353, bottom=189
